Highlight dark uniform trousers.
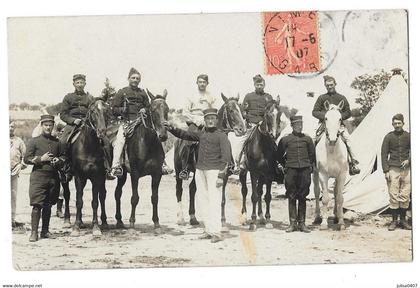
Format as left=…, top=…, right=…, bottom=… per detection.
left=284, top=167, right=311, bottom=201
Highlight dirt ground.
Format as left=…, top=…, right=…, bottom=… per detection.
left=12, top=170, right=412, bottom=271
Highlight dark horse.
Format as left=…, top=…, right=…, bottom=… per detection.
left=239, top=97, right=282, bottom=231
left=69, top=99, right=109, bottom=237
left=174, top=93, right=246, bottom=228
left=114, top=89, right=168, bottom=234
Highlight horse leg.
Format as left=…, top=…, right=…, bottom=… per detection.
left=319, top=174, right=330, bottom=230
left=91, top=179, right=102, bottom=237
left=114, top=171, right=127, bottom=229
left=249, top=173, right=258, bottom=231
left=264, top=181, right=273, bottom=229
left=221, top=177, right=229, bottom=233
left=335, top=174, right=346, bottom=231
left=62, top=181, right=72, bottom=228
left=257, top=180, right=265, bottom=225
left=175, top=175, right=186, bottom=225
left=151, top=173, right=162, bottom=234
left=188, top=176, right=199, bottom=226
left=129, top=173, right=140, bottom=230
left=312, top=169, right=322, bottom=225
left=239, top=169, right=248, bottom=225
left=98, top=179, right=108, bottom=230
left=71, top=176, right=87, bottom=237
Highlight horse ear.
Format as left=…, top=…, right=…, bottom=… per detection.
left=276, top=95, right=280, bottom=105
left=338, top=100, right=344, bottom=111
left=221, top=93, right=228, bottom=103
left=146, top=89, right=155, bottom=101
left=235, top=93, right=240, bottom=102
left=324, top=100, right=330, bottom=111
left=162, top=89, right=168, bottom=99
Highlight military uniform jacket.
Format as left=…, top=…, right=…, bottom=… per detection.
left=170, top=127, right=231, bottom=171
left=112, top=86, right=150, bottom=121
left=277, top=131, right=316, bottom=168
left=242, top=92, right=273, bottom=124
left=24, top=134, right=66, bottom=173
left=312, top=92, right=351, bottom=122
left=381, top=130, right=410, bottom=173
left=60, top=91, right=95, bottom=125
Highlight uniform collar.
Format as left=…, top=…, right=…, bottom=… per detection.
left=393, top=129, right=405, bottom=135
left=205, top=127, right=217, bottom=133
left=75, top=90, right=86, bottom=95
left=292, top=131, right=304, bottom=136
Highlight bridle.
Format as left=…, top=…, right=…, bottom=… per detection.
left=84, top=100, right=106, bottom=137
left=220, top=99, right=244, bottom=134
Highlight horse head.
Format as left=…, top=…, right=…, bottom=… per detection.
left=87, top=98, right=108, bottom=139
left=262, top=95, right=282, bottom=139
left=147, top=89, right=169, bottom=142
left=219, top=93, right=246, bottom=136
left=323, top=100, right=344, bottom=146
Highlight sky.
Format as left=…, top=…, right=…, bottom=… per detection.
left=8, top=9, right=408, bottom=132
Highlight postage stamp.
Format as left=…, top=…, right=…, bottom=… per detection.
left=263, top=11, right=321, bottom=75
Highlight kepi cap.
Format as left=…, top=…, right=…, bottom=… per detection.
left=290, top=115, right=303, bottom=124
left=73, top=74, right=86, bottom=81
left=40, top=114, right=55, bottom=124
left=203, top=108, right=218, bottom=118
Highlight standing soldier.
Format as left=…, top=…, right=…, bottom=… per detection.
left=24, top=115, right=66, bottom=242
left=164, top=108, right=231, bottom=243
left=312, top=75, right=360, bottom=175
left=232, top=74, right=273, bottom=172
left=179, top=74, right=218, bottom=179
left=10, top=120, right=27, bottom=230
left=277, top=116, right=315, bottom=233
left=381, top=113, right=411, bottom=231
left=109, top=67, right=150, bottom=177
left=59, top=74, right=113, bottom=180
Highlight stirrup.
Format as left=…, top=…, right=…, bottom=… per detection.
left=349, top=163, right=360, bottom=176
left=162, top=165, right=174, bottom=175
left=110, top=166, right=123, bottom=177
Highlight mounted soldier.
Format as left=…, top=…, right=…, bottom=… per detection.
left=232, top=74, right=273, bottom=173
left=59, top=74, right=113, bottom=180
left=312, top=75, right=360, bottom=175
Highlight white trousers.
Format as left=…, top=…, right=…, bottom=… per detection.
left=112, top=125, right=126, bottom=168
left=195, top=169, right=222, bottom=237
left=11, top=175, right=18, bottom=222
left=228, top=124, right=256, bottom=165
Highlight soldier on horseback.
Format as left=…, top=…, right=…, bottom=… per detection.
left=179, top=74, right=218, bottom=179
left=312, top=75, right=360, bottom=175
left=232, top=74, right=273, bottom=173
left=59, top=74, right=113, bottom=180
left=109, top=67, right=150, bottom=177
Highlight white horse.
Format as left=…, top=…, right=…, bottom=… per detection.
left=313, top=100, right=348, bottom=231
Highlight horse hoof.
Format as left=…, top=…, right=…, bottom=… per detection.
left=129, top=222, right=135, bottom=229
left=116, top=221, right=126, bottom=229
left=259, top=218, right=266, bottom=225
left=249, top=224, right=257, bottom=231
left=312, top=216, right=322, bottom=225
left=177, top=218, right=186, bottom=226
left=63, top=219, right=72, bottom=229
left=190, top=218, right=199, bottom=226
left=337, top=223, right=346, bottom=231
left=92, top=228, right=102, bottom=237
left=221, top=226, right=229, bottom=233
left=265, top=222, right=273, bottom=229
left=154, top=227, right=163, bottom=235
left=101, top=222, right=109, bottom=230
left=239, top=214, right=248, bottom=225
left=320, top=224, right=329, bottom=231
left=70, top=228, right=80, bottom=237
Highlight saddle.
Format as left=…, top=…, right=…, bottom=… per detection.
left=67, top=125, right=82, bottom=144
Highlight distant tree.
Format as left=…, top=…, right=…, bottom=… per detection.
left=39, top=102, right=47, bottom=107
left=19, top=102, right=30, bottom=110
left=29, top=104, right=40, bottom=111
left=46, top=103, right=63, bottom=115
left=9, top=103, right=18, bottom=110
left=350, top=70, right=392, bottom=128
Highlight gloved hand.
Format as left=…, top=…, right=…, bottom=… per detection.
left=162, top=121, right=174, bottom=131
left=139, top=108, right=147, bottom=114
left=50, top=157, right=64, bottom=169
left=73, top=119, right=82, bottom=126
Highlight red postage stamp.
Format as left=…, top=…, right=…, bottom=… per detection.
left=263, top=11, right=321, bottom=75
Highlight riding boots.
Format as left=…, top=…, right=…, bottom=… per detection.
left=29, top=206, right=41, bottom=242
left=297, top=200, right=311, bottom=233
left=388, top=209, right=398, bottom=231
left=286, top=199, right=298, bottom=233
left=399, top=209, right=412, bottom=230
left=40, top=205, right=55, bottom=239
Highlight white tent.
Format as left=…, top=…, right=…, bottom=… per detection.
left=343, top=71, right=410, bottom=214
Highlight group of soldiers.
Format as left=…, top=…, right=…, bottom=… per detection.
left=10, top=67, right=411, bottom=243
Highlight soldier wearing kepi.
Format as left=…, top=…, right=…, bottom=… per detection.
left=24, top=115, right=66, bottom=242
left=164, top=108, right=231, bottom=243
left=312, top=75, right=360, bottom=175
left=381, top=113, right=411, bottom=231
left=59, top=74, right=113, bottom=180
left=277, top=116, right=316, bottom=233
left=232, top=74, right=273, bottom=172
left=109, top=67, right=150, bottom=177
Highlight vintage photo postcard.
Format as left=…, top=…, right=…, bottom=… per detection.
left=7, top=9, right=411, bottom=271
